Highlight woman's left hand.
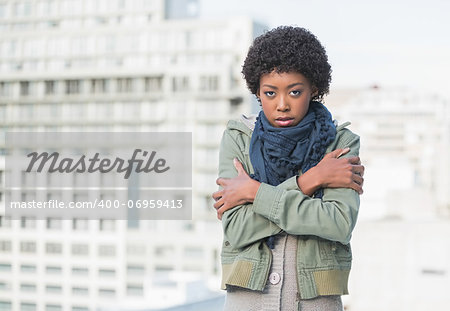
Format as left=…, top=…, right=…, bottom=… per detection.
left=212, top=158, right=261, bottom=220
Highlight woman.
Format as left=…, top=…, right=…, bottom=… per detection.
left=212, top=26, right=364, bottom=311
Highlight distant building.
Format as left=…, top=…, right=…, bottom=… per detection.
left=0, top=0, right=266, bottom=310
left=328, top=86, right=450, bottom=220
left=348, top=219, right=450, bottom=310
left=327, top=86, right=450, bottom=310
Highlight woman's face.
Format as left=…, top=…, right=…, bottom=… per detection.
left=258, top=71, right=317, bottom=128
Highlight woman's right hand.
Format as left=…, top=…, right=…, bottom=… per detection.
left=297, top=147, right=365, bottom=196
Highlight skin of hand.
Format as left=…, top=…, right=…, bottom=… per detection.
left=297, top=147, right=365, bottom=196
left=213, top=158, right=261, bottom=220
left=212, top=148, right=365, bottom=220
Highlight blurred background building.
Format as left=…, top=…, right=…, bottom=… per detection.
left=327, top=87, right=450, bottom=310
left=0, top=0, right=265, bottom=310
left=0, top=0, right=449, bottom=310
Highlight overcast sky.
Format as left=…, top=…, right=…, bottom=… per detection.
left=199, top=0, right=450, bottom=98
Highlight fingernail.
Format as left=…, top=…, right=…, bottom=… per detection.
left=337, top=147, right=350, bottom=158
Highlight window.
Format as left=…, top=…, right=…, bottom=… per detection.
left=0, top=263, right=11, bottom=272
left=95, top=102, right=114, bottom=118
left=45, top=81, right=55, bottom=95
left=229, top=97, right=243, bottom=113
left=72, top=218, right=89, bottom=230
left=99, top=288, right=115, bottom=297
left=121, top=102, right=140, bottom=118
left=91, top=79, right=109, bottom=93
left=69, top=102, right=84, bottom=118
left=0, top=4, right=7, bottom=18
left=45, top=305, right=62, bottom=311
left=19, top=103, right=34, bottom=119
left=0, top=241, right=11, bottom=252
left=145, top=76, right=163, bottom=92
left=99, top=269, right=115, bottom=277
left=71, top=244, right=89, bottom=256
left=127, top=264, right=145, bottom=275
left=127, top=244, right=145, bottom=255
left=72, top=287, right=88, bottom=296
left=72, top=267, right=88, bottom=275
left=20, top=264, right=36, bottom=273
left=171, top=76, right=189, bottom=92
left=154, top=246, right=174, bottom=257
left=184, top=247, right=203, bottom=258
left=13, top=1, right=32, bottom=17
left=20, top=303, right=36, bottom=311
left=0, top=281, right=10, bottom=291
left=46, top=243, right=62, bottom=254
left=65, top=79, right=81, bottom=94
left=20, top=216, right=36, bottom=229
left=126, top=284, right=143, bottom=296
left=98, top=245, right=115, bottom=257
left=20, top=241, right=36, bottom=253
left=20, top=81, right=30, bottom=96
left=0, top=216, right=11, bottom=228
left=46, top=217, right=62, bottom=229
left=45, top=285, right=62, bottom=293
left=46, top=266, right=62, bottom=274
left=0, top=82, right=13, bottom=97
left=154, top=265, right=173, bottom=272
left=117, top=78, right=133, bottom=93
left=199, top=75, right=219, bottom=91
left=0, top=302, right=12, bottom=311
left=20, top=283, right=36, bottom=292
left=99, top=219, right=115, bottom=231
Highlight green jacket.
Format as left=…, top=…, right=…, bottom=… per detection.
left=218, top=115, right=360, bottom=299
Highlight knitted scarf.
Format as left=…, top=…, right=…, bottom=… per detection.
left=249, top=101, right=337, bottom=248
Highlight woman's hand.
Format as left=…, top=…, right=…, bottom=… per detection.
left=212, top=158, right=261, bottom=220
left=297, top=147, right=365, bottom=196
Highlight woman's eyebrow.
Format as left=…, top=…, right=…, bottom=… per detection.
left=262, top=84, right=277, bottom=89
left=261, top=82, right=305, bottom=89
left=287, top=82, right=305, bottom=88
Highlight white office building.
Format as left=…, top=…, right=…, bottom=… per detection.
left=329, top=86, right=450, bottom=220
left=328, top=86, right=450, bottom=310
left=0, top=0, right=266, bottom=310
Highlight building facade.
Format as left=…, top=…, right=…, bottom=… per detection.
left=0, top=0, right=266, bottom=310
left=328, top=86, right=450, bottom=309
left=328, top=86, right=450, bottom=220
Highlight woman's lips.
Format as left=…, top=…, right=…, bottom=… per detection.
left=274, top=118, right=294, bottom=127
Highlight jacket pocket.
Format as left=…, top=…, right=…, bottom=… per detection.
left=319, top=240, right=352, bottom=264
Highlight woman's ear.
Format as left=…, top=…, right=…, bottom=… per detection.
left=256, top=89, right=261, bottom=103
left=311, top=86, right=319, bottom=98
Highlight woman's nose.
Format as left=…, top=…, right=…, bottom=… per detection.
left=276, top=96, right=289, bottom=111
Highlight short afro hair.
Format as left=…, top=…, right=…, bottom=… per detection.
left=242, top=26, right=332, bottom=101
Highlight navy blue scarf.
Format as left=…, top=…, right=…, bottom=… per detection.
left=249, top=101, right=336, bottom=248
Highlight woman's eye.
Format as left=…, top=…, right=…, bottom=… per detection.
left=264, top=91, right=275, bottom=97
left=290, top=90, right=302, bottom=96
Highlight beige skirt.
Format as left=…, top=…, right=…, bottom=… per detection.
left=223, top=234, right=343, bottom=311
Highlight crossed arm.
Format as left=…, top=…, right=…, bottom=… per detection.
left=212, top=147, right=364, bottom=220
left=211, top=129, right=364, bottom=249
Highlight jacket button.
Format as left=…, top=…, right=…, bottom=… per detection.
left=269, top=272, right=281, bottom=285
left=224, top=241, right=230, bottom=246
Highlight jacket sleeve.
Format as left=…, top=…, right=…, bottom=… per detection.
left=219, top=129, right=297, bottom=250
left=252, top=130, right=361, bottom=245
left=219, top=127, right=360, bottom=250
